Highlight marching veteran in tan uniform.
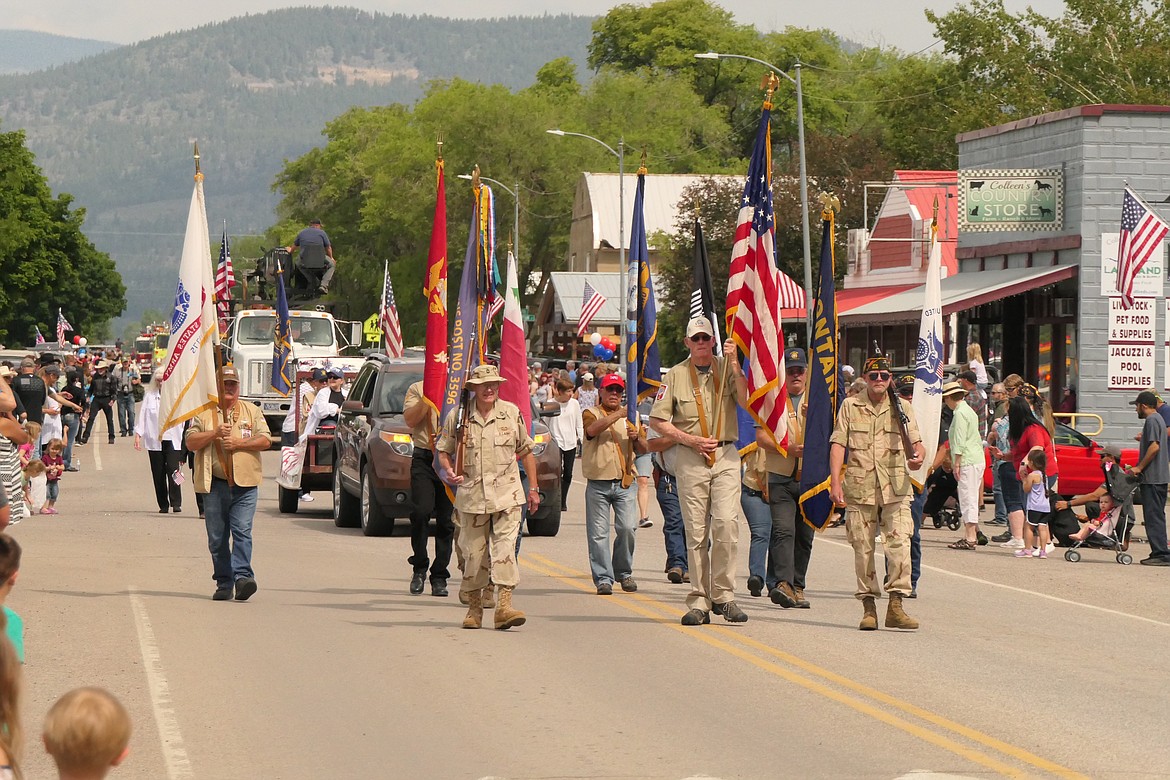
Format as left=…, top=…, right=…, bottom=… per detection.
left=649, top=316, right=749, bottom=626
left=437, top=364, right=539, bottom=630
left=829, top=351, right=924, bottom=631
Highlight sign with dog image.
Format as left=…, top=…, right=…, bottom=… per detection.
left=958, top=168, right=1062, bottom=232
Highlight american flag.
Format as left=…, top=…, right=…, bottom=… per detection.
left=56, top=308, right=73, bottom=348
left=214, top=229, right=235, bottom=323
left=34, top=326, right=46, bottom=346
left=380, top=261, right=404, bottom=358
left=1116, top=188, right=1169, bottom=309
left=725, top=100, right=788, bottom=451
left=576, top=279, right=607, bottom=338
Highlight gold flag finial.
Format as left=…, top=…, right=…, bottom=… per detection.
left=471, top=164, right=481, bottom=190
left=193, top=141, right=202, bottom=181
left=761, top=72, right=780, bottom=107
left=818, top=191, right=841, bottom=219
left=637, top=149, right=648, bottom=176
left=436, top=131, right=444, bottom=162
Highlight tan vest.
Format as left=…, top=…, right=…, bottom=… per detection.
left=765, top=393, right=806, bottom=477
left=581, top=407, right=638, bottom=482
left=187, top=402, right=271, bottom=492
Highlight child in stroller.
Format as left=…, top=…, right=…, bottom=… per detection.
left=1057, top=473, right=1138, bottom=565
left=923, top=466, right=961, bottom=530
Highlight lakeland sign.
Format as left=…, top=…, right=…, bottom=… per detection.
left=958, top=168, right=1062, bottom=232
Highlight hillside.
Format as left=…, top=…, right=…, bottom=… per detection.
left=0, top=8, right=594, bottom=326
left=0, top=30, right=121, bottom=74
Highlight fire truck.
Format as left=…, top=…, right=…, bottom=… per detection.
left=133, top=325, right=168, bottom=373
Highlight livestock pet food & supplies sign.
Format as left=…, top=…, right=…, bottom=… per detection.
left=1107, top=297, right=1156, bottom=390
left=958, top=169, right=1062, bottom=232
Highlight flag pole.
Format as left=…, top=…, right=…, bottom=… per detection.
left=381, top=259, right=389, bottom=355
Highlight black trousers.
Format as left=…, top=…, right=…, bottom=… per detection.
left=408, top=449, right=455, bottom=579
left=767, top=474, right=815, bottom=590
left=82, top=397, right=115, bottom=441
left=560, top=448, right=576, bottom=509
left=148, top=442, right=182, bottom=511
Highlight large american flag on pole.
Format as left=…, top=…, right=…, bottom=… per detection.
left=725, top=97, right=789, bottom=452
left=214, top=228, right=234, bottom=325
left=1116, top=187, right=1169, bottom=309
left=380, top=260, right=404, bottom=358
left=577, top=279, right=607, bottom=337
left=56, top=308, right=73, bottom=348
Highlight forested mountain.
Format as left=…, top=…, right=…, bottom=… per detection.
left=0, top=30, right=121, bottom=74
left=0, top=8, right=593, bottom=326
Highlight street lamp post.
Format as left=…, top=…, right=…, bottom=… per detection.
left=547, top=129, right=627, bottom=372
left=696, top=51, right=813, bottom=346
left=457, top=173, right=519, bottom=259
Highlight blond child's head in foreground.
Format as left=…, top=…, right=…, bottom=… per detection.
left=43, top=687, right=130, bottom=779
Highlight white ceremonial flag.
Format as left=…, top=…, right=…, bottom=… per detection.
left=160, top=172, right=220, bottom=430
left=910, top=235, right=944, bottom=487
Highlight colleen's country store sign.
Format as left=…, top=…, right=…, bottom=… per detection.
left=958, top=168, right=1062, bottom=232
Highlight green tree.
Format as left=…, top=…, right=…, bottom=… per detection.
left=0, top=128, right=125, bottom=345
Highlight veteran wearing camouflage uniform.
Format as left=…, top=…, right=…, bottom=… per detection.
left=829, top=352, right=924, bottom=631
left=437, top=365, right=539, bottom=630
left=649, top=316, right=749, bottom=626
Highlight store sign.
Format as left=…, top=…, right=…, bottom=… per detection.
left=1108, top=297, right=1156, bottom=390
left=958, top=168, right=1062, bottom=232
left=1100, top=233, right=1166, bottom=298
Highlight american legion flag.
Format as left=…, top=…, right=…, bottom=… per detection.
left=1116, top=187, right=1170, bottom=309
left=577, top=279, right=607, bottom=337
left=380, top=260, right=404, bottom=359
left=725, top=96, right=788, bottom=452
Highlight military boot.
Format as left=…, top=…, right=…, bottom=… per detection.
left=859, top=597, right=879, bottom=631
left=494, top=586, right=527, bottom=630
left=885, top=594, right=919, bottom=630
left=482, top=583, right=496, bottom=609
left=461, top=589, right=483, bottom=629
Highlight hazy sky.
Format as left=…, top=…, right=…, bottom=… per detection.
left=5, top=0, right=1068, bottom=52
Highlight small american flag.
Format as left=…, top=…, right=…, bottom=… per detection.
left=34, top=326, right=46, bottom=346
left=56, top=308, right=73, bottom=348
left=576, top=279, right=607, bottom=338
left=215, top=229, right=235, bottom=323
left=1116, top=188, right=1169, bottom=309
left=380, top=261, right=404, bottom=358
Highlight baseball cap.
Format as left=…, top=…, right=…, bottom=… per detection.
left=785, top=347, right=807, bottom=369
left=685, top=316, right=714, bottom=339
left=310, top=368, right=327, bottom=382
left=599, top=373, right=625, bottom=390
left=1100, top=444, right=1123, bottom=459
left=1130, top=390, right=1160, bottom=407
left=958, top=370, right=978, bottom=384
left=326, top=366, right=345, bottom=379
left=218, top=364, right=241, bottom=383
left=582, top=372, right=594, bottom=382
left=309, top=218, right=322, bottom=225
left=20, top=358, right=35, bottom=369
left=42, top=364, right=61, bottom=376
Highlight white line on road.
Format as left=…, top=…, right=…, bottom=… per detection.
left=820, top=538, right=1170, bottom=629
left=128, top=590, right=193, bottom=780
left=92, top=437, right=103, bottom=471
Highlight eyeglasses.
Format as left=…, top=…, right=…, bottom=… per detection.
left=867, top=371, right=891, bottom=381
left=690, top=334, right=712, bottom=342
left=786, top=367, right=806, bottom=375
left=602, top=385, right=623, bottom=393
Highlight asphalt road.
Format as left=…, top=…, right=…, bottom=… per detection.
left=11, top=436, right=1170, bottom=779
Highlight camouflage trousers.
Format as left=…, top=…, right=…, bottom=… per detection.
left=844, top=498, right=912, bottom=599
left=455, top=507, right=522, bottom=594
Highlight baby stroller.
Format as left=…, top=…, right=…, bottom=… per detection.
left=1061, top=470, right=1139, bottom=565
left=923, top=467, right=961, bottom=531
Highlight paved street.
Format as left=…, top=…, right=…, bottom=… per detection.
left=12, top=438, right=1170, bottom=779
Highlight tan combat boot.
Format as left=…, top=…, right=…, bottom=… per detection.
left=885, top=594, right=919, bottom=630
left=859, top=597, right=878, bottom=631
left=493, top=585, right=527, bottom=630
left=461, top=589, right=483, bottom=629
left=482, top=583, right=496, bottom=609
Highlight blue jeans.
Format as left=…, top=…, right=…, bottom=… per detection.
left=739, top=488, right=771, bottom=586
left=62, top=413, right=80, bottom=469
left=991, top=459, right=1007, bottom=522
left=117, top=393, right=136, bottom=435
left=204, top=478, right=258, bottom=588
left=656, top=472, right=688, bottom=572
left=910, top=489, right=925, bottom=590
left=584, top=478, right=637, bottom=585
left=1140, top=482, right=1169, bottom=559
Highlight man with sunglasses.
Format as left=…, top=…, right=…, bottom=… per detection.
left=650, top=316, right=749, bottom=626
left=830, top=351, right=925, bottom=631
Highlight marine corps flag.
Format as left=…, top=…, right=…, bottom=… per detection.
left=160, top=156, right=220, bottom=430
left=423, top=154, right=448, bottom=417
left=799, top=206, right=840, bottom=531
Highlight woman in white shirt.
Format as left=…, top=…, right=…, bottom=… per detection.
left=968, top=343, right=990, bottom=391
left=134, top=371, right=186, bottom=513
left=547, top=378, right=584, bottom=512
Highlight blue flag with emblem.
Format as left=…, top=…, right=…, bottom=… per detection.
left=625, top=166, right=661, bottom=425
left=271, top=258, right=293, bottom=396
left=798, top=209, right=839, bottom=530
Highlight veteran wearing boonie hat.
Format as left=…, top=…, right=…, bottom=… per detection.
left=650, top=316, right=750, bottom=626
left=437, top=362, right=538, bottom=629
left=830, top=345, right=924, bottom=631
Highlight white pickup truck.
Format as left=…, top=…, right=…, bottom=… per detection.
left=225, top=308, right=363, bottom=432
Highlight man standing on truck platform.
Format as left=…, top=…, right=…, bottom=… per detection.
left=286, top=218, right=335, bottom=295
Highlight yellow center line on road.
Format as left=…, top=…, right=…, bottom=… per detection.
left=521, top=551, right=1086, bottom=780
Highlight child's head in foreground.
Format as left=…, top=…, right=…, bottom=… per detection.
left=43, top=687, right=130, bottom=777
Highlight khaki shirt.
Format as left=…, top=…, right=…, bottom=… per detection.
left=830, top=392, right=922, bottom=505
left=581, top=407, right=640, bottom=481
left=764, top=392, right=806, bottom=477
left=650, top=357, right=738, bottom=441
left=437, top=399, right=533, bottom=514
left=187, top=401, right=270, bottom=493
left=403, top=381, right=439, bottom=450
left=741, top=446, right=768, bottom=493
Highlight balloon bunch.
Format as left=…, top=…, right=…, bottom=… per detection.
left=71, top=336, right=88, bottom=347
left=588, top=331, right=616, bottom=361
